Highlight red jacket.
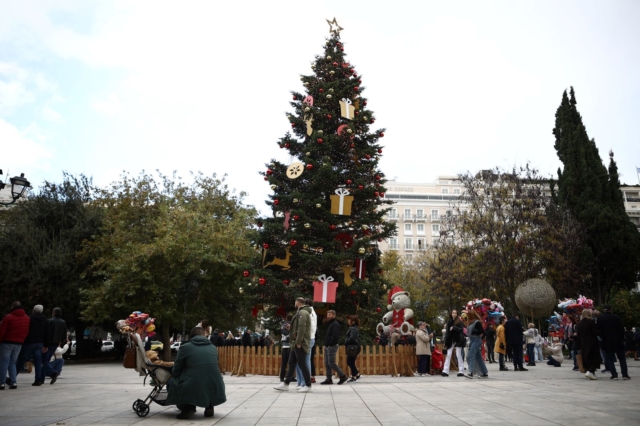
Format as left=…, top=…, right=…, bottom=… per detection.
left=0, top=307, right=31, bottom=344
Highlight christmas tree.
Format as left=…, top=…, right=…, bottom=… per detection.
left=242, top=19, right=396, bottom=340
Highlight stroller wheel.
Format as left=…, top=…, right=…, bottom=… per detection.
left=132, top=399, right=144, bottom=411
left=135, top=403, right=150, bottom=417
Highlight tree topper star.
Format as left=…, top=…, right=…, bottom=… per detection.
left=326, top=18, right=343, bottom=35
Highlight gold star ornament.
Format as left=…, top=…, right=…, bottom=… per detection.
left=326, top=17, right=343, bottom=35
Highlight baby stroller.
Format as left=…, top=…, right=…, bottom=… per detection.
left=129, top=333, right=173, bottom=417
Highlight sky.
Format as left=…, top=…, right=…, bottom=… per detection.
left=1, top=0, right=639, bottom=213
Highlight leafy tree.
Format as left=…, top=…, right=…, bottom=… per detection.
left=553, top=88, right=640, bottom=303
left=0, top=173, right=103, bottom=356
left=436, top=166, right=585, bottom=313
left=242, top=26, right=396, bottom=340
left=80, top=171, right=256, bottom=358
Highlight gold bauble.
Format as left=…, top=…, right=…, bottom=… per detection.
left=304, top=223, right=311, bottom=228
left=347, top=129, right=353, bottom=134
left=318, top=130, right=324, bottom=135
left=293, top=198, right=299, bottom=203
left=362, top=225, right=369, bottom=230
left=270, top=185, right=276, bottom=190
left=362, top=289, right=367, bottom=294
left=358, top=247, right=366, bottom=254
left=304, top=82, right=309, bottom=86
left=329, top=88, right=334, bottom=93
left=326, top=94, right=332, bottom=99
left=298, top=278, right=304, bottom=283
left=304, top=107, right=310, bottom=112
left=326, top=55, right=332, bottom=60
left=239, top=288, right=244, bottom=293
left=329, top=70, right=335, bottom=75
left=303, top=244, right=309, bottom=250
left=316, top=204, right=321, bottom=208
left=306, top=152, right=311, bottom=156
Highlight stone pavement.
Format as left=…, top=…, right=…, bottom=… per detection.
left=0, top=360, right=639, bottom=426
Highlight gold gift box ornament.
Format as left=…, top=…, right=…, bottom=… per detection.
left=339, top=98, right=355, bottom=120
left=330, top=188, right=354, bottom=216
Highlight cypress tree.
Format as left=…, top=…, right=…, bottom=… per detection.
left=553, top=87, right=640, bottom=303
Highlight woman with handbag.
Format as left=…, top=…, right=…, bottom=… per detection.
left=345, top=315, right=361, bottom=383
left=441, top=310, right=466, bottom=377
left=494, top=316, right=508, bottom=371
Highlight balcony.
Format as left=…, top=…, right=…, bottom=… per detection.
left=430, top=215, right=440, bottom=222
left=389, top=243, right=399, bottom=250
left=404, top=244, right=414, bottom=251
left=414, top=214, right=427, bottom=221
left=388, top=213, right=399, bottom=220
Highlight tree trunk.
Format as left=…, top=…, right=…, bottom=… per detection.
left=162, top=322, right=172, bottom=360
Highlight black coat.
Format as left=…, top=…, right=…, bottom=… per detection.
left=23, top=313, right=48, bottom=345
left=241, top=333, right=252, bottom=347
left=46, top=317, right=67, bottom=347
left=597, top=312, right=625, bottom=352
left=209, top=334, right=223, bottom=347
left=345, top=326, right=359, bottom=345
left=576, top=318, right=600, bottom=372
left=484, top=327, right=496, bottom=343
left=504, top=318, right=524, bottom=348
left=325, top=319, right=341, bottom=347
left=626, top=330, right=637, bottom=352
left=444, top=318, right=465, bottom=349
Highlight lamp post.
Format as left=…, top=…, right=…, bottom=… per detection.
left=0, top=170, right=31, bottom=206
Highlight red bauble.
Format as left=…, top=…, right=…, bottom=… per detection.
left=380, top=192, right=385, bottom=197
left=243, top=270, right=250, bottom=277
left=279, top=144, right=284, bottom=149
left=273, top=199, right=279, bottom=205
left=378, top=238, right=383, bottom=242
left=291, top=123, right=296, bottom=127
left=336, top=42, right=342, bottom=46
left=346, top=179, right=353, bottom=185
left=358, top=79, right=362, bottom=83
left=263, top=176, right=268, bottom=181
left=326, top=114, right=332, bottom=119
left=329, top=224, right=337, bottom=230
left=293, top=96, right=297, bottom=100
left=332, top=61, right=338, bottom=66
left=351, top=290, right=357, bottom=296
left=263, top=243, right=270, bottom=249
left=374, top=191, right=379, bottom=197
left=375, top=175, right=381, bottom=181
left=365, top=154, right=371, bottom=160
left=319, top=88, right=324, bottom=93
left=377, top=148, right=382, bottom=153
left=289, top=239, right=297, bottom=246
left=353, top=87, right=360, bottom=92
left=257, top=222, right=263, bottom=227
left=350, top=68, right=355, bottom=74
left=363, top=100, right=367, bottom=106
left=379, top=132, right=385, bottom=137
left=293, top=214, right=300, bottom=220
left=354, top=111, right=359, bottom=115
left=376, top=307, right=381, bottom=313
left=258, top=277, right=266, bottom=285
left=358, top=185, right=364, bottom=190
left=266, top=169, right=273, bottom=175
left=317, top=138, right=324, bottom=144
left=340, top=47, right=344, bottom=51
left=306, top=164, right=313, bottom=170
left=285, top=143, right=290, bottom=148
left=283, top=279, right=290, bottom=286
left=375, top=183, right=381, bottom=188
left=370, top=119, right=375, bottom=124
left=350, top=143, right=355, bottom=148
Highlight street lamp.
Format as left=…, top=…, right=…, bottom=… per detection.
left=0, top=170, right=31, bottom=206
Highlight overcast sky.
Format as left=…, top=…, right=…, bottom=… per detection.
left=1, top=0, right=639, bottom=212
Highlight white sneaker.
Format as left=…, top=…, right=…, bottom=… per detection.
left=414, top=372, right=422, bottom=377
left=274, top=383, right=289, bottom=391
left=295, top=385, right=302, bottom=390
left=297, top=386, right=312, bottom=393
left=585, top=372, right=598, bottom=380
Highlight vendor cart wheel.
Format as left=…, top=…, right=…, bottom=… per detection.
left=135, top=403, right=150, bottom=417
left=132, top=399, right=144, bottom=411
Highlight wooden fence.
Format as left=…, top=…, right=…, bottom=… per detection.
left=217, top=344, right=459, bottom=377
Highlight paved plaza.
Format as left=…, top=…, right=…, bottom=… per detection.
left=0, top=360, right=639, bottom=426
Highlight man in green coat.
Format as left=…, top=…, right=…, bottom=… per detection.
left=274, top=297, right=313, bottom=393
left=166, top=327, right=226, bottom=419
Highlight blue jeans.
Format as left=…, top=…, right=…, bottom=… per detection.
left=526, top=343, right=536, bottom=364
left=571, top=349, right=578, bottom=369
left=50, top=359, right=65, bottom=375
left=547, top=356, right=561, bottom=367
left=0, top=343, right=22, bottom=386
left=296, top=338, right=314, bottom=386
left=468, top=337, right=488, bottom=376
left=17, top=343, right=43, bottom=381
left=38, top=346, right=57, bottom=382
left=605, top=349, right=628, bottom=378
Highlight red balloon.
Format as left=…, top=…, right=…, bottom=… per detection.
left=243, top=270, right=250, bottom=277
left=258, top=277, right=266, bottom=285
left=306, top=164, right=313, bottom=170
left=317, top=138, right=323, bottom=144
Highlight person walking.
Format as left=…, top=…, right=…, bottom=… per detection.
left=546, top=337, right=563, bottom=367
left=274, top=298, right=313, bottom=393
left=567, top=317, right=579, bottom=370
left=576, top=309, right=600, bottom=380
left=464, top=310, right=488, bottom=379
left=625, top=327, right=638, bottom=360
left=39, top=307, right=67, bottom=385
left=485, top=324, right=496, bottom=363
left=15, top=304, right=48, bottom=386
left=320, top=310, right=348, bottom=385
left=535, top=330, right=544, bottom=363
left=279, top=315, right=292, bottom=383
left=441, top=310, right=466, bottom=377
left=297, top=299, right=316, bottom=384
left=504, top=313, right=527, bottom=371
left=345, top=315, right=361, bottom=383
left=598, top=305, right=630, bottom=380
left=523, top=323, right=537, bottom=366
left=0, top=301, right=30, bottom=390
left=165, top=327, right=226, bottom=419
left=415, top=321, right=433, bottom=376
left=494, top=316, right=508, bottom=371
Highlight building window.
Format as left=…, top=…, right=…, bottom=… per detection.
left=389, top=208, right=398, bottom=218
left=404, top=208, right=411, bottom=217
left=442, top=188, right=449, bottom=194
left=416, top=209, right=424, bottom=218
left=446, top=210, right=452, bottom=217
left=405, top=238, right=413, bottom=249
left=417, top=238, right=425, bottom=250
left=432, top=224, right=440, bottom=232
left=431, top=210, right=439, bottom=220
left=432, top=237, right=440, bottom=246
left=417, top=224, right=424, bottom=232
left=404, top=223, right=412, bottom=232
left=389, top=237, right=398, bottom=249
left=454, top=188, right=460, bottom=194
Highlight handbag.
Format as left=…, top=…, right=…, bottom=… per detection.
left=576, top=353, right=585, bottom=373
left=345, top=345, right=359, bottom=357
left=499, top=342, right=505, bottom=350
left=123, top=344, right=137, bottom=369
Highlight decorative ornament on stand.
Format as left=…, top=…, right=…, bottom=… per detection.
left=339, top=98, right=355, bottom=120
left=286, top=162, right=304, bottom=179
left=330, top=188, right=354, bottom=215
left=341, top=260, right=354, bottom=286
left=313, top=274, right=339, bottom=303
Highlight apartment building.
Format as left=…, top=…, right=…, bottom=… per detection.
left=622, top=185, right=640, bottom=231
left=378, top=176, right=464, bottom=260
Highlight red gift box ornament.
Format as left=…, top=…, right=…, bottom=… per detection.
left=313, top=274, right=339, bottom=303
left=355, top=259, right=366, bottom=280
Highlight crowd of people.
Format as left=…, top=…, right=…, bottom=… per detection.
left=0, top=302, right=69, bottom=389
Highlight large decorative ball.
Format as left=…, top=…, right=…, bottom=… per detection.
left=515, top=278, right=557, bottom=318
left=358, top=247, right=366, bottom=254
